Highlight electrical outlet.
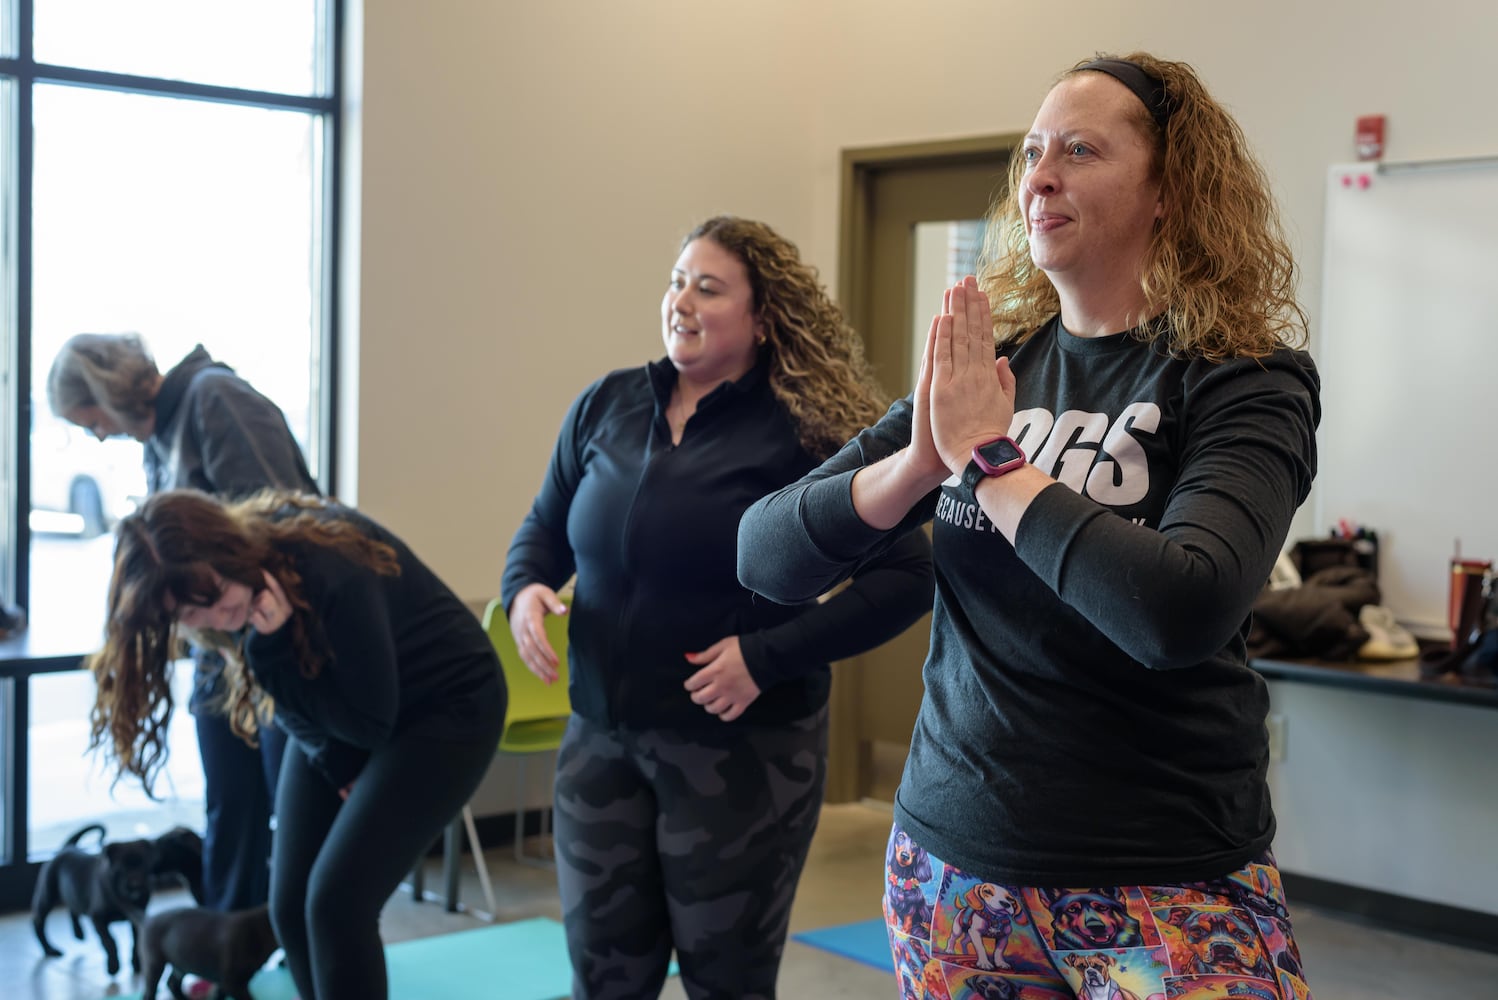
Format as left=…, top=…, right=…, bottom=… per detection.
left=1267, top=714, right=1288, bottom=761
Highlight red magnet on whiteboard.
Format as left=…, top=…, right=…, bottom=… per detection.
left=1356, top=173, right=1372, bottom=189
left=1355, top=114, right=1386, bottom=161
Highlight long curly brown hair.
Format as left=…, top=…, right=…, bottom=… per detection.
left=87, top=489, right=398, bottom=795
left=683, top=217, right=888, bottom=458
left=978, top=51, right=1308, bottom=360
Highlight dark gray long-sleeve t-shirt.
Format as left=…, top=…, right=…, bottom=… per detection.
left=739, top=319, right=1320, bottom=885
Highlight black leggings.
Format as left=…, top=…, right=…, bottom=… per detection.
left=269, top=728, right=497, bottom=1000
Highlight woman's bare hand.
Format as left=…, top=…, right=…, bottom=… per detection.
left=507, top=583, right=568, bottom=684
left=683, top=637, right=761, bottom=722
left=248, top=570, right=293, bottom=634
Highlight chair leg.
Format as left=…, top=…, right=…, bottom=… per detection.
left=514, top=753, right=528, bottom=866
left=409, top=857, right=427, bottom=901
left=462, top=804, right=498, bottom=920
left=514, top=751, right=557, bottom=869
left=441, top=814, right=463, bottom=912
left=405, top=815, right=491, bottom=917
left=406, top=831, right=443, bottom=902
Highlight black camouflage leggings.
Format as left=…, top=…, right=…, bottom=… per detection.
left=553, top=708, right=828, bottom=1000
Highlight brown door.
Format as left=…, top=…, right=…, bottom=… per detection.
left=828, top=137, right=1017, bottom=803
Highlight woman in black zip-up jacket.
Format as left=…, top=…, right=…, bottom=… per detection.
left=502, top=216, right=934, bottom=1000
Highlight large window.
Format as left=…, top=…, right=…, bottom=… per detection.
left=0, top=0, right=341, bottom=907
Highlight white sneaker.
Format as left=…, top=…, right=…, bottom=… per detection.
left=1358, top=605, right=1418, bottom=660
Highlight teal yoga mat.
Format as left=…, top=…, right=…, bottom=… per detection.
left=113, top=917, right=577, bottom=1000
left=792, top=918, right=893, bottom=973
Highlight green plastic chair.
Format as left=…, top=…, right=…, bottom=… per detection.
left=485, top=597, right=572, bottom=758
left=412, top=598, right=571, bottom=919
left=475, top=598, right=571, bottom=887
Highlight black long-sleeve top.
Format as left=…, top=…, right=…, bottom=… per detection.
left=740, top=320, right=1320, bottom=885
left=246, top=506, right=506, bottom=788
left=501, top=357, right=933, bottom=733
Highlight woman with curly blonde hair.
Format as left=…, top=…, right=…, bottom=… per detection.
left=502, top=215, right=933, bottom=998
left=982, top=51, right=1309, bottom=360
left=90, top=489, right=506, bottom=1000
left=742, top=56, right=1319, bottom=998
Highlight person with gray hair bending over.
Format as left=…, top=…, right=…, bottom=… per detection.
left=49, top=332, right=316, bottom=918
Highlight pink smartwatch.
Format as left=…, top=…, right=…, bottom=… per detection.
left=960, top=436, right=1026, bottom=496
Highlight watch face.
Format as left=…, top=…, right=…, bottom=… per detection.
left=975, top=438, right=1023, bottom=468
left=964, top=436, right=1026, bottom=490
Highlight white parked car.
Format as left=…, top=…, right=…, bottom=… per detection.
left=30, top=400, right=147, bottom=538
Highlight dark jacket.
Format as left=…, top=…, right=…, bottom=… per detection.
left=502, top=357, right=933, bottom=733
left=146, top=345, right=317, bottom=499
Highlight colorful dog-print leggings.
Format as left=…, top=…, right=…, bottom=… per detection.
left=882, top=822, right=1313, bottom=1000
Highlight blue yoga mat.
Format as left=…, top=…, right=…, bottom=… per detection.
left=112, top=917, right=576, bottom=1000
left=792, top=918, right=892, bottom=973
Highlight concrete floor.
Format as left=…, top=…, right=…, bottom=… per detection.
left=2, top=801, right=1494, bottom=999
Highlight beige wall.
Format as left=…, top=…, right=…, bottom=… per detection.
left=346, top=0, right=1496, bottom=601
left=347, top=2, right=1498, bottom=902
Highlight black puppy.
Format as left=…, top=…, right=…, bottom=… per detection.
left=32, top=823, right=154, bottom=975
left=141, top=903, right=279, bottom=1000
left=151, top=826, right=207, bottom=904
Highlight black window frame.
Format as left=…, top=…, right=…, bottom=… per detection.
left=0, top=0, right=344, bottom=911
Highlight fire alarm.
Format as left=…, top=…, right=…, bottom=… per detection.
left=1355, top=115, right=1386, bottom=161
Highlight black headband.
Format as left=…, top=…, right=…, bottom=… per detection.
left=1077, top=58, right=1174, bottom=129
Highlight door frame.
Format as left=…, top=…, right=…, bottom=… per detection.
left=837, top=134, right=1021, bottom=364
left=826, top=134, right=1020, bottom=804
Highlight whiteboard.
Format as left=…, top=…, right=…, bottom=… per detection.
left=1316, top=160, right=1498, bottom=632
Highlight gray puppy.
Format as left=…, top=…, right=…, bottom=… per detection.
left=31, top=823, right=154, bottom=975
left=140, top=903, right=279, bottom=1000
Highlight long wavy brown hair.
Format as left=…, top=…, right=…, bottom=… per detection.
left=978, top=51, right=1309, bottom=360
left=88, top=489, right=399, bottom=795
left=683, top=217, right=888, bottom=458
